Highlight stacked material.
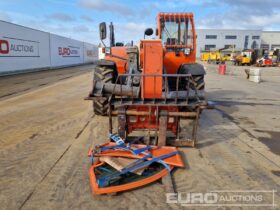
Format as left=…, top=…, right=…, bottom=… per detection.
left=245, top=68, right=261, bottom=83
left=88, top=134, right=184, bottom=195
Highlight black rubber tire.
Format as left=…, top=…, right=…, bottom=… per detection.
left=94, top=66, right=114, bottom=83
left=190, top=75, right=205, bottom=99
left=93, top=97, right=109, bottom=116
left=92, top=66, right=114, bottom=116
left=193, top=75, right=205, bottom=90
left=173, top=75, right=205, bottom=99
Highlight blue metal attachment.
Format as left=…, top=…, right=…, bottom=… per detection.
left=109, top=133, right=125, bottom=146
left=131, top=146, right=151, bottom=155
left=97, top=151, right=178, bottom=187
left=90, top=152, right=95, bottom=165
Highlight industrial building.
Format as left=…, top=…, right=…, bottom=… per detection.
left=196, top=29, right=280, bottom=57
left=261, top=31, right=280, bottom=50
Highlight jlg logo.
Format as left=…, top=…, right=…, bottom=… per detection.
left=0, top=40, right=9, bottom=54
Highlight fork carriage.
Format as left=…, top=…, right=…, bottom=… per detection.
left=96, top=73, right=208, bottom=147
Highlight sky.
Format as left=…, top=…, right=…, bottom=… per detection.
left=0, top=0, right=280, bottom=44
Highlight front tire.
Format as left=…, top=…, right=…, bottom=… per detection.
left=92, top=66, right=114, bottom=116
left=193, top=75, right=205, bottom=90
left=93, top=98, right=109, bottom=116
left=190, top=75, right=205, bottom=99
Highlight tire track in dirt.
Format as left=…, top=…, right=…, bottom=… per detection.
left=0, top=116, right=90, bottom=209
left=0, top=75, right=76, bottom=100
left=172, top=110, right=280, bottom=206
left=0, top=117, right=83, bottom=152
left=0, top=67, right=93, bottom=101
left=0, top=71, right=94, bottom=209
left=18, top=116, right=101, bottom=210
left=215, top=107, right=280, bottom=168
left=18, top=117, right=92, bottom=210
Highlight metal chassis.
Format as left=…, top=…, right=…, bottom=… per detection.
left=106, top=73, right=206, bottom=147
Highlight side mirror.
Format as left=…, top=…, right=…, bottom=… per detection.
left=99, top=22, right=107, bottom=40
left=144, top=28, right=154, bottom=37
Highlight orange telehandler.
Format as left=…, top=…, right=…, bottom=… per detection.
left=87, top=13, right=207, bottom=147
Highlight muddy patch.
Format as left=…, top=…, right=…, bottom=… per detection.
left=29, top=133, right=39, bottom=140
left=271, top=170, right=280, bottom=177
left=236, top=116, right=256, bottom=126
left=198, top=149, right=204, bottom=158
left=255, top=129, right=280, bottom=156
left=209, top=100, right=277, bottom=107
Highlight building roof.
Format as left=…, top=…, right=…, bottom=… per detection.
left=196, top=28, right=262, bottom=32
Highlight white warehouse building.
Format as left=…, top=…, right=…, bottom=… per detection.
left=261, top=31, right=280, bottom=51
left=196, top=29, right=280, bottom=57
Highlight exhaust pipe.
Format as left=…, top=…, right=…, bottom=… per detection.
left=92, top=80, right=140, bottom=97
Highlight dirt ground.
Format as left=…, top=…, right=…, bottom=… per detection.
left=0, top=64, right=279, bottom=210
left=0, top=65, right=93, bottom=100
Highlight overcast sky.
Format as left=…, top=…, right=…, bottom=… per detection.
left=0, top=0, right=280, bottom=44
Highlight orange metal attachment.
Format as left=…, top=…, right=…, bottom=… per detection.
left=126, top=106, right=179, bottom=135
left=88, top=142, right=184, bottom=168
left=140, top=40, right=163, bottom=99
left=88, top=160, right=173, bottom=195
left=87, top=142, right=183, bottom=195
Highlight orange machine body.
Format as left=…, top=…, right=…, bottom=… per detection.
left=140, top=40, right=163, bottom=99
left=158, top=13, right=196, bottom=74
left=102, top=13, right=197, bottom=136
left=104, top=47, right=128, bottom=74
left=127, top=106, right=179, bottom=135
left=104, top=13, right=196, bottom=76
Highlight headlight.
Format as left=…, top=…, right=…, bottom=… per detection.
left=184, top=48, right=191, bottom=55
left=105, top=47, right=111, bottom=54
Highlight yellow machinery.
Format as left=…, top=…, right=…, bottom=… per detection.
left=201, top=47, right=233, bottom=63
left=222, top=54, right=231, bottom=61
left=201, top=51, right=222, bottom=63
left=234, top=50, right=254, bottom=66
left=201, top=52, right=210, bottom=61
left=201, top=51, right=219, bottom=62
left=234, top=55, right=251, bottom=66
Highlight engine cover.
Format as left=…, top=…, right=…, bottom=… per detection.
left=140, top=40, right=163, bottom=99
